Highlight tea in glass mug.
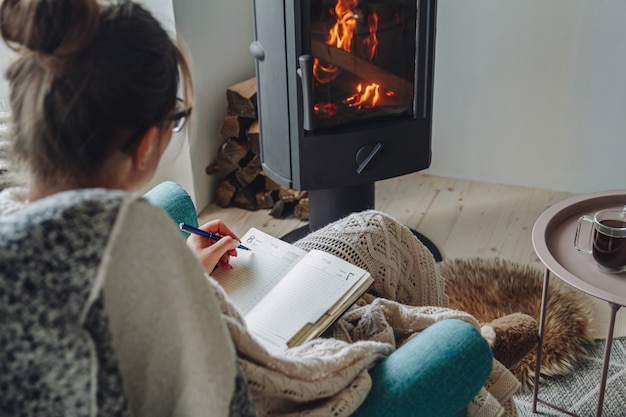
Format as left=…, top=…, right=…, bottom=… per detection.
left=574, top=208, right=626, bottom=273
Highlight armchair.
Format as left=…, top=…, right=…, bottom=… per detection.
left=145, top=181, right=493, bottom=417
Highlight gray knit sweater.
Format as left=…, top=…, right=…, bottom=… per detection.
left=0, top=188, right=256, bottom=417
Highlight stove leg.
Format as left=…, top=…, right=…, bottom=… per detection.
left=281, top=183, right=443, bottom=261
left=308, top=184, right=376, bottom=231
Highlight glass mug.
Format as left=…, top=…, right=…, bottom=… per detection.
left=574, top=209, right=626, bottom=273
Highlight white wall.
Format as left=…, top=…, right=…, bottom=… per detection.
left=428, top=0, right=626, bottom=193
left=172, top=0, right=255, bottom=210
left=1, top=1, right=624, bottom=209
left=175, top=0, right=625, bottom=207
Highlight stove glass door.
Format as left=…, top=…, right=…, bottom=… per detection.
left=306, top=0, right=418, bottom=130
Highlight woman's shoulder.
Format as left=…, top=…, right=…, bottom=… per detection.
left=0, top=187, right=160, bottom=330
left=0, top=187, right=145, bottom=221
left=0, top=188, right=152, bottom=263
left=0, top=186, right=29, bottom=215
left=0, top=188, right=149, bottom=416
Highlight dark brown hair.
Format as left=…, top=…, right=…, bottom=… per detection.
left=0, top=0, right=193, bottom=183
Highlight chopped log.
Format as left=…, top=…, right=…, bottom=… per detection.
left=208, top=141, right=244, bottom=180
left=262, top=173, right=282, bottom=191
left=214, top=157, right=237, bottom=179
left=210, top=78, right=309, bottom=218
left=226, top=77, right=257, bottom=119
left=269, top=199, right=286, bottom=218
left=214, top=180, right=237, bottom=207
left=278, top=187, right=297, bottom=203
left=234, top=169, right=259, bottom=188
left=205, top=162, right=220, bottom=176
left=219, top=114, right=254, bottom=139
left=294, top=197, right=309, bottom=220
left=234, top=154, right=261, bottom=187
left=246, top=120, right=260, bottom=155
left=278, top=187, right=307, bottom=203
left=232, top=187, right=257, bottom=211
left=255, top=190, right=275, bottom=209
left=220, top=138, right=249, bottom=166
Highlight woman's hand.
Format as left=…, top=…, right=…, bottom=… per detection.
left=186, top=219, right=241, bottom=273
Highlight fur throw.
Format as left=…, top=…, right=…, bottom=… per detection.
left=440, top=257, right=594, bottom=390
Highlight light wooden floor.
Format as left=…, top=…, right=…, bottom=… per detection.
left=199, top=172, right=625, bottom=338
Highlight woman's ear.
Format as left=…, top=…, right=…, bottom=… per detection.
left=132, top=126, right=160, bottom=170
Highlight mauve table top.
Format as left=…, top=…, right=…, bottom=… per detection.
left=532, top=189, right=626, bottom=307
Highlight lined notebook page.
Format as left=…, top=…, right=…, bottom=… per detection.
left=244, top=249, right=367, bottom=353
left=209, top=228, right=307, bottom=315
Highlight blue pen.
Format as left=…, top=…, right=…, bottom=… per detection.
left=179, top=223, right=251, bottom=251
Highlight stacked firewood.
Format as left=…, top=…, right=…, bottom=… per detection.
left=206, top=77, right=309, bottom=220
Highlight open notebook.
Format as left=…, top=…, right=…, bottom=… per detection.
left=209, top=228, right=373, bottom=353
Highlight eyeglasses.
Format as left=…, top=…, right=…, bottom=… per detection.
left=168, top=98, right=192, bottom=133
left=119, top=98, right=192, bottom=152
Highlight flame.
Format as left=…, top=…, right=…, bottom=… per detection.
left=312, top=0, right=382, bottom=108
left=364, top=13, right=378, bottom=61
left=312, top=57, right=340, bottom=84
left=313, top=0, right=360, bottom=84
left=327, top=0, right=359, bottom=53
left=346, top=83, right=380, bottom=108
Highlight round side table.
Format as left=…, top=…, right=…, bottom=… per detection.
left=531, top=189, right=626, bottom=417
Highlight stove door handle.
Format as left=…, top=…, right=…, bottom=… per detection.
left=297, top=55, right=316, bottom=131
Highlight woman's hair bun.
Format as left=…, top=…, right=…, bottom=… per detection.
left=0, top=0, right=100, bottom=58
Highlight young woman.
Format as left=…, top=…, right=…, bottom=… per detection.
left=0, top=1, right=255, bottom=415
left=0, top=1, right=521, bottom=416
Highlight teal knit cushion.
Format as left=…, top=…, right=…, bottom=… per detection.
left=144, top=181, right=198, bottom=238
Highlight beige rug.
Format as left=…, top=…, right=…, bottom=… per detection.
left=439, top=257, right=595, bottom=390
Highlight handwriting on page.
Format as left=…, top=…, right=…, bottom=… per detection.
left=244, top=250, right=363, bottom=351
left=209, top=230, right=306, bottom=316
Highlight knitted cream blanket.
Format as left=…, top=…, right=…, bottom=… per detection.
left=211, top=210, right=520, bottom=417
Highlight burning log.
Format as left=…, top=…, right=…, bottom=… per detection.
left=207, top=79, right=309, bottom=220
left=311, top=39, right=412, bottom=101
